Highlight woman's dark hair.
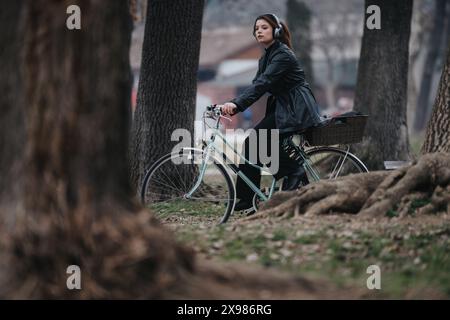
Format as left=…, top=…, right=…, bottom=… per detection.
left=253, top=14, right=293, bottom=49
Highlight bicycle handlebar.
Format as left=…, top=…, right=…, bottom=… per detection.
left=205, top=104, right=222, bottom=118
left=204, top=105, right=232, bottom=122
left=206, top=104, right=220, bottom=112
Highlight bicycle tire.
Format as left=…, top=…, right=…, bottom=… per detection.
left=304, top=146, right=369, bottom=180
left=140, top=148, right=236, bottom=225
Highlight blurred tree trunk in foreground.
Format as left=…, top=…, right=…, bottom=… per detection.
left=0, top=1, right=25, bottom=221
left=421, top=44, right=450, bottom=154
left=129, top=0, right=204, bottom=190
left=354, top=0, right=412, bottom=170
left=1, top=0, right=192, bottom=298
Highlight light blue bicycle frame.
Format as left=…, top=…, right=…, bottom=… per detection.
left=185, top=111, right=323, bottom=203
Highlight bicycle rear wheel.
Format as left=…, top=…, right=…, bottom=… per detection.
left=140, top=148, right=236, bottom=225
left=305, top=146, right=368, bottom=181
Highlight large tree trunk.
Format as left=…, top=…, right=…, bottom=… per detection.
left=413, top=0, right=447, bottom=133
left=0, top=1, right=25, bottom=223
left=129, top=0, right=204, bottom=190
left=1, top=0, right=193, bottom=299
left=21, top=1, right=134, bottom=215
left=421, top=44, right=450, bottom=154
left=354, top=0, right=412, bottom=170
left=287, top=0, right=314, bottom=87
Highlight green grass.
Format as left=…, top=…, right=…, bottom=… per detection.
left=409, top=199, right=432, bottom=215
left=386, top=204, right=399, bottom=218
left=386, top=209, right=399, bottom=218
left=150, top=200, right=222, bottom=217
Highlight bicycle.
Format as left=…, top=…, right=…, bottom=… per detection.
left=140, top=105, right=369, bottom=225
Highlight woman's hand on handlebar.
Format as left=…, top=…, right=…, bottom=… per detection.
left=218, top=102, right=238, bottom=116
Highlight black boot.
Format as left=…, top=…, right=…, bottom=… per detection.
left=282, top=166, right=309, bottom=191
left=234, top=199, right=253, bottom=211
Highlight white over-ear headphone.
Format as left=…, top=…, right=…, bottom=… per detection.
left=267, top=13, right=283, bottom=39
left=253, top=13, right=283, bottom=39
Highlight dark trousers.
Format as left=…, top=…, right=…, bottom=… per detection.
left=235, top=112, right=300, bottom=201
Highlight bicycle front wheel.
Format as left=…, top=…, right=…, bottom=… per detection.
left=305, top=146, right=368, bottom=181
left=140, top=148, right=236, bottom=226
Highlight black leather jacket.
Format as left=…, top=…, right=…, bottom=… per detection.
left=231, top=40, right=321, bottom=134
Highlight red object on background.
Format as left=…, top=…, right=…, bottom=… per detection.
left=131, top=88, right=137, bottom=112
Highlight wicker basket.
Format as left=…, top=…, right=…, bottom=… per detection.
left=304, top=113, right=368, bottom=146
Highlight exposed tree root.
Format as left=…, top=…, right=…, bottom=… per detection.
left=360, top=153, right=450, bottom=217
left=247, top=152, right=450, bottom=220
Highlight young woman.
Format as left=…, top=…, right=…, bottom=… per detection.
left=218, top=13, right=322, bottom=212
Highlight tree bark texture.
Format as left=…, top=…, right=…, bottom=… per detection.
left=0, top=0, right=194, bottom=299
left=129, top=0, right=204, bottom=190
left=21, top=0, right=135, bottom=211
left=0, top=0, right=25, bottom=220
left=421, top=44, right=450, bottom=154
left=354, top=0, right=412, bottom=170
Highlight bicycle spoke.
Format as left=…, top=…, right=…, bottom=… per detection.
left=154, top=165, right=185, bottom=192
left=305, top=147, right=368, bottom=181
left=329, top=156, right=343, bottom=179
left=169, top=163, right=192, bottom=190
left=147, top=174, right=185, bottom=194
left=141, top=150, right=235, bottom=225
left=172, top=159, right=190, bottom=191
